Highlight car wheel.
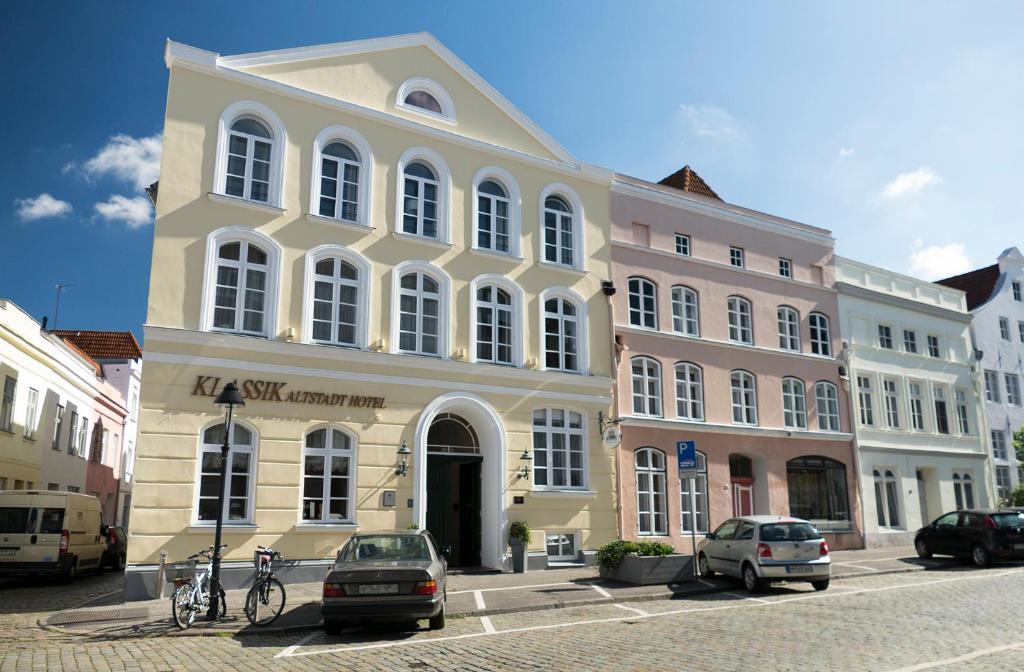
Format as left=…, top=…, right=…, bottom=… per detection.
left=698, top=553, right=715, bottom=578
left=742, top=564, right=765, bottom=593
left=117, top=553, right=127, bottom=571
left=914, top=538, right=932, bottom=559
left=971, top=544, right=992, bottom=568
left=811, top=579, right=830, bottom=591
left=429, top=600, right=446, bottom=630
left=62, top=559, right=78, bottom=584
left=323, top=618, right=343, bottom=636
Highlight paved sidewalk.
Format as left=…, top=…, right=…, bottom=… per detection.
left=43, top=545, right=937, bottom=639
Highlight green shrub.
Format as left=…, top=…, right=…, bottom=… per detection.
left=509, top=520, right=531, bottom=544
left=595, top=539, right=675, bottom=569
left=634, top=540, right=675, bottom=557
left=1004, top=484, right=1024, bottom=507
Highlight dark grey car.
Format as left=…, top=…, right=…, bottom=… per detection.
left=322, top=531, right=447, bottom=634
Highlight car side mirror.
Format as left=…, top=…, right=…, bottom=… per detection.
left=706, top=532, right=716, bottom=540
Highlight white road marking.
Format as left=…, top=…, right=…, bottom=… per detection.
left=885, top=641, right=1024, bottom=671
left=479, top=616, right=496, bottom=634
left=834, top=562, right=879, bottom=572
left=613, top=604, right=649, bottom=616
left=697, top=578, right=718, bottom=588
left=278, top=568, right=1024, bottom=659
left=274, top=632, right=317, bottom=659
left=449, top=581, right=573, bottom=595
left=473, top=590, right=485, bottom=610
left=588, top=583, right=613, bottom=598
left=724, top=592, right=771, bottom=604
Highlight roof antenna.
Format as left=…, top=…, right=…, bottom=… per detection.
left=53, top=283, right=74, bottom=330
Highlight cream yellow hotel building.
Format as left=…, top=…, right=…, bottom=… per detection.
left=127, top=33, right=616, bottom=598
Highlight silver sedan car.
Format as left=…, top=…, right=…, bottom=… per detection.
left=322, top=530, right=448, bottom=634
left=697, top=515, right=831, bottom=592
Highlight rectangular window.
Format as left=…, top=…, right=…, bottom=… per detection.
left=729, top=246, right=744, bottom=268
left=903, top=330, right=917, bottom=354
left=680, top=458, right=708, bottom=533
left=933, top=387, right=950, bottom=435
left=0, top=376, right=15, bottom=432
left=66, top=486, right=79, bottom=493
left=1013, top=280, right=1022, bottom=302
left=23, top=388, right=38, bottom=439
left=984, top=370, right=1001, bottom=403
left=47, top=482, right=59, bottom=491
left=52, top=404, right=64, bottom=450
left=532, top=409, right=585, bottom=490
left=883, top=379, right=900, bottom=429
left=877, top=325, right=893, bottom=349
left=1005, top=374, right=1022, bottom=406
left=995, top=466, right=1011, bottom=501
left=77, top=418, right=88, bottom=457
left=927, top=335, right=940, bottom=358
left=991, top=430, right=1008, bottom=459
left=674, top=233, right=690, bottom=256
left=779, top=258, right=792, bottom=278
left=1019, top=321, right=1024, bottom=344
left=815, top=382, right=841, bottom=432
left=955, top=389, right=970, bottom=434
left=545, top=532, right=576, bottom=560
left=67, top=411, right=78, bottom=455
left=999, top=317, right=1011, bottom=341
left=632, top=222, right=650, bottom=247
left=909, top=382, right=925, bottom=431
left=857, top=376, right=874, bottom=426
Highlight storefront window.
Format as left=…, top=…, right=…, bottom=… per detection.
left=302, top=427, right=355, bottom=523
left=196, top=422, right=255, bottom=524
left=786, top=456, right=850, bottom=527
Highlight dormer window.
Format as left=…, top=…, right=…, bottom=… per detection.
left=396, top=78, right=456, bottom=123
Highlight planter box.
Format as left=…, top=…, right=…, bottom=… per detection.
left=599, top=553, right=695, bottom=585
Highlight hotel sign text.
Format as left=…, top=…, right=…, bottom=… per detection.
left=191, top=375, right=386, bottom=409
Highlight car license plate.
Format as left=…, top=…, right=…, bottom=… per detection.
left=1013, top=543, right=1024, bottom=550
left=0, top=548, right=17, bottom=557
left=358, top=583, right=398, bottom=595
left=785, top=564, right=813, bottom=574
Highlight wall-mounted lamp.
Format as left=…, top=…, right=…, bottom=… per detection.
left=516, top=448, right=532, bottom=480
left=395, top=439, right=411, bottom=477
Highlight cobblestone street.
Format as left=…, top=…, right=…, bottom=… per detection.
left=2, top=563, right=1023, bottom=671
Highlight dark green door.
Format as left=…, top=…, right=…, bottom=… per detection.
left=425, top=455, right=482, bottom=567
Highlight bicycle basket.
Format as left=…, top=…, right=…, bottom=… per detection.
left=166, top=560, right=197, bottom=583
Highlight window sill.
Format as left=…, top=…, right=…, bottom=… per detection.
left=293, top=523, right=359, bottom=532
left=529, top=489, right=597, bottom=498
left=207, top=192, right=285, bottom=215
left=390, top=231, right=453, bottom=249
left=469, top=247, right=524, bottom=262
left=536, top=260, right=584, bottom=275
left=186, top=524, right=260, bottom=533
left=305, top=213, right=374, bottom=233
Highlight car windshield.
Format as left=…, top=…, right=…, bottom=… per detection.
left=339, top=535, right=431, bottom=563
left=760, top=522, right=822, bottom=542
left=991, top=512, right=1024, bottom=528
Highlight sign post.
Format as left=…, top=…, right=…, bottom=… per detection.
left=676, top=441, right=698, bottom=580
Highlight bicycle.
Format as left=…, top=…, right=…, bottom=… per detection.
left=244, top=545, right=286, bottom=626
left=169, top=544, right=228, bottom=629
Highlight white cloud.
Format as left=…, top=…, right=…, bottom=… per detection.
left=908, top=240, right=971, bottom=280
left=839, top=147, right=855, bottom=157
left=81, top=133, right=162, bottom=191
left=679, top=104, right=742, bottom=139
left=881, top=167, right=940, bottom=199
left=93, top=195, right=152, bottom=228
left=14, top=193, right=73, bottom=221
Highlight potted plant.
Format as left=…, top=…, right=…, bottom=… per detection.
left=508, top=521, right=531, bottom=573
left=596, top=539, right=694, bottom=585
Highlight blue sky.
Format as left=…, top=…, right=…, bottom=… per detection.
left=3, top=1, right=1023, bottom=340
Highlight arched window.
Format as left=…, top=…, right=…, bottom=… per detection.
left=680, top=451, right=708, bottom=533
left=394, top=265, right=447, bottom=357
left=953, top=472, right=975, bottom=510
left=674, top=362, right=704, bottom=421
left=788, top=456, right=851, bottom=524
left=541, top=288, right=587, bottom=373
left=203, top=228, right=282, bottom=338
left=402, top=161, right=439, bottom=238
left=631, top=356, right=662, bottom=416
left=304, top=246, right=370, bottom=348
left=636, top=448, right=667, bottom=536
left=396, top=77, right=456, bottom=122
left=406, top=90, right=442, bottom=114
left=301, top=426, right=356, bottom=524
left=539, top=185, right=583, bottom=269
left=815, top=381, right=841, bottom=432
left=872, top=468, right=901, bottom=528
left=317, top=142, right=360, bottom=221
left=196, top=422, right=256, bottom=525
left=777, top=306, right=800, bottom=351
left=628, top=277, right=658, bottom=329
left=532, top=408, right=586, bottom=489
left=475, top=284, right=514, bottom=365
left=671, top=286, right=699, bottom=336
left=730, top=370, right=758, bottom=425
left=214, top=102, right=285, bottom=207
left=727, top=296, right=753, bottom=345
left=782, top=377, right=808, bottom=429
left=809, top=312, right=831, bottom=356
left=472, top=167, right=521, bottom=257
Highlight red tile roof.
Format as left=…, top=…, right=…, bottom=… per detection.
left=56, top=337, right=103, bottom=375
left=935, top=264, right=1000, bottom=310
left=51, top=330, right=143, bottom=361
left=657, top=166, right=722, bottom=201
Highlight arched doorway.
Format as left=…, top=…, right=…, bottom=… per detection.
left=729, top=454, right=755, bottom=517
left=426, top=413, right=481, bottom=567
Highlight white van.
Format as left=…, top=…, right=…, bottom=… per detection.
left=0, top=490, right=106, bottom=581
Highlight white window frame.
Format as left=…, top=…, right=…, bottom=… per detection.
left=1005, top=373, right=1022, bottom=406
left=635, top=447, right=668, bottom=536
left=545, top=531, right=578, bottom=561
left=0, top=376, right=15, bottom=433
left=995, top=466, right=1012, bottom=500
left=999, top=316, right=1011, bottom=341
left=992, top=429, right=1008, bottom=460
left=926, top=334, right=941, bottom=358
left=815, top=381, right=840, bottom=432
left=909, top=381, right=926, bottom=431
left=539, top=286, right=589, bottom=374
left=674, top=362, right=705, bottom=421
left=213, top=101, right=286, bottom=207
left=984, top=370, right=1001, bottom=403
left=302, top=244, right=372, bottom=349
left=394, top=147, right=451, bottom=243
left=809, top=312, right=832, bottom=357
left=469, top=274, right=524, bottom=367
left=1018, top=321, right=1024, bottom=344
left=674, top=233, right=691, bottom=256
left=193, top=420, right=257, bottom=526
left=955, top=388, right=971, bottom=434
left=727, top=296, right=754, bottom=345
left=933, top=385, right=951, bottom=435
left=782, top=377, right=808, bottom=429
left=471, top=166, right=521, bottom=258
left=24, top=387, right=38, bottom=439
left=1013, top=280, right=1023, bottom=302
left=390, top=260, right=451, bottom=358
left=395, top=77, right=457, bottom=123
left=730, top=370, right=758, bottom=425
left=199, top=227, right=282, bottom=338
left=630, top=356, right=662, bottom=417
left=538, top=184, right=584, bottom=271
left=777, top=305, right=801, bottom=351
left=873, top=468, right=902, bottom=529
left=857, top=375, right=875, bottom=426
left=729, top=246, right=744, bottom=268
left=680, top=451, right=708, bottom=534
left=882, top=378, right=901, bottom=429
left=779, top=257, right=792, bottom=278
left=531, top=408, right=588, bottom=491
left=878, top=324, right=894, bottom=349
left=670, top=286, right=699, bottom=336
left=299, top=425, right=357, bottom=525
left=309, top=125, right=373, bottom=227
left=627, top=277, right=658, bottom=329
left=903, top=329, right=918, bottom=354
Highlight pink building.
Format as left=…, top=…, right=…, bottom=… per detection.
left=610, top=168, right=863, bottom=550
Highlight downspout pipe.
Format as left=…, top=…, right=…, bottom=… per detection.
left=601, top=280, right=623, bottom=540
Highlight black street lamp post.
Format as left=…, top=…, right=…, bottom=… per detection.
left=207, top=381, right=244, bottom=620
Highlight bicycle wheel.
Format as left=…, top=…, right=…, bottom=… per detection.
left=172, top=582, right=197, bottom=629
left=245, top=577, right=286, bottom=626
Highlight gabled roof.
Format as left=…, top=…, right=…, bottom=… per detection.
left=658, top=166, right=721, bottom=201
left=935, top=264, right=1000, bottom=310
left=51, top=330, right=143, bottom=361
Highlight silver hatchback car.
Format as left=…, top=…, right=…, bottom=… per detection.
left=697, top=515, right=831, bottom=592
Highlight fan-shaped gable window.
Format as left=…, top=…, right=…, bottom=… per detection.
left=405, top=91, right=442, bottom=114
left=396, top=78, right=456, bottom=122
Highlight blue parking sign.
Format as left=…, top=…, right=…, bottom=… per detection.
left=677, top=440, right=697, bottom=471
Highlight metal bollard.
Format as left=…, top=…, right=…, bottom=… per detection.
left=156, top=550, right=167, bottom=599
